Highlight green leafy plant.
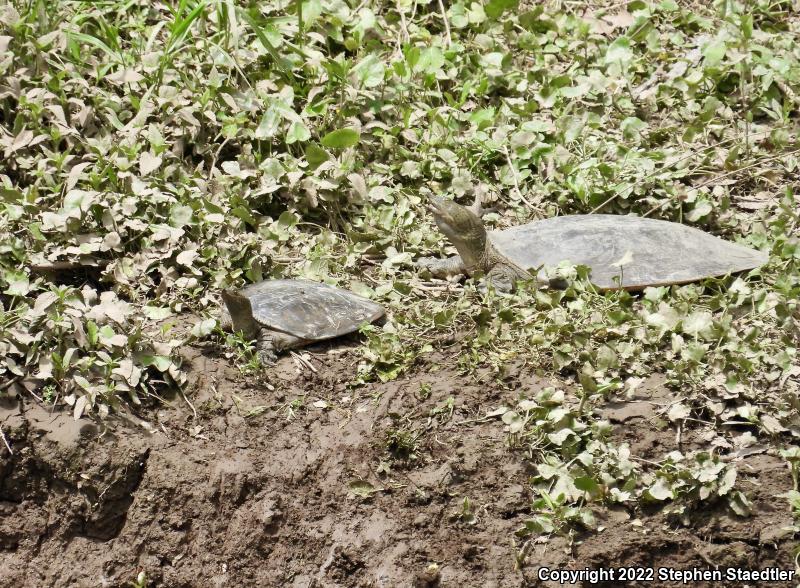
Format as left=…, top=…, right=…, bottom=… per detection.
left=456, top=496, right=477, bottom=525
left=516, top=488, right=596, bottom=538
left=642, top=451, right=750, bottom=519
left=384, top=424, right=421, bottom=463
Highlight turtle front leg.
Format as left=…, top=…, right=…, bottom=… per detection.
left=485, top=263, right=534, bottom=293
left=256, top=329, right=308, bottom=365
left=255, top=329, right=278, bottom=365
left=484, top=267, right=515, bottom=293
left=416, top=255, right=467, bottom=278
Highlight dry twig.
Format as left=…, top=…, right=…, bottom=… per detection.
left=0, top=426, right=13, bottom=455
left=437, top=0, right=452, bottom=47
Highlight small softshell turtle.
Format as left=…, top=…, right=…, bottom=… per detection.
left=418, top=196, right=768, bottom=292
left=220, top=279, right=385, bottom=363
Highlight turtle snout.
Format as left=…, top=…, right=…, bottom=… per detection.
left=426, top=196, right=446, bottom=214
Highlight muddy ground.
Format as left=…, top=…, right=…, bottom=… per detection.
left=0, top=337, right=797, bottom=587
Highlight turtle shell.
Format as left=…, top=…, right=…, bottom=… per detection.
left=490, top=214, right=768, bottom=290
left=237, top=279, right=385, bottom=340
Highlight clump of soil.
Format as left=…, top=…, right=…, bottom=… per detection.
left=0, top=343, right=796, bottom=586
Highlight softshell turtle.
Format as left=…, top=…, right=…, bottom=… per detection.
left=220, top=279, right=385, bottom=363
left=418, top=196, right=768, bottom=292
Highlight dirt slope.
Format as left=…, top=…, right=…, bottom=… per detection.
left=0, top=343, right=796, bottom=587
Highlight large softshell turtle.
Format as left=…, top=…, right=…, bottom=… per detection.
left=220, top=279, right=385, bottom=363
left=418, top=196, right=768, bottom=291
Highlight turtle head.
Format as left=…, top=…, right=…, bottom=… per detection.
left=427, top=195, right=487, bottom=269
left=221, top=289, right=261, bottom=339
